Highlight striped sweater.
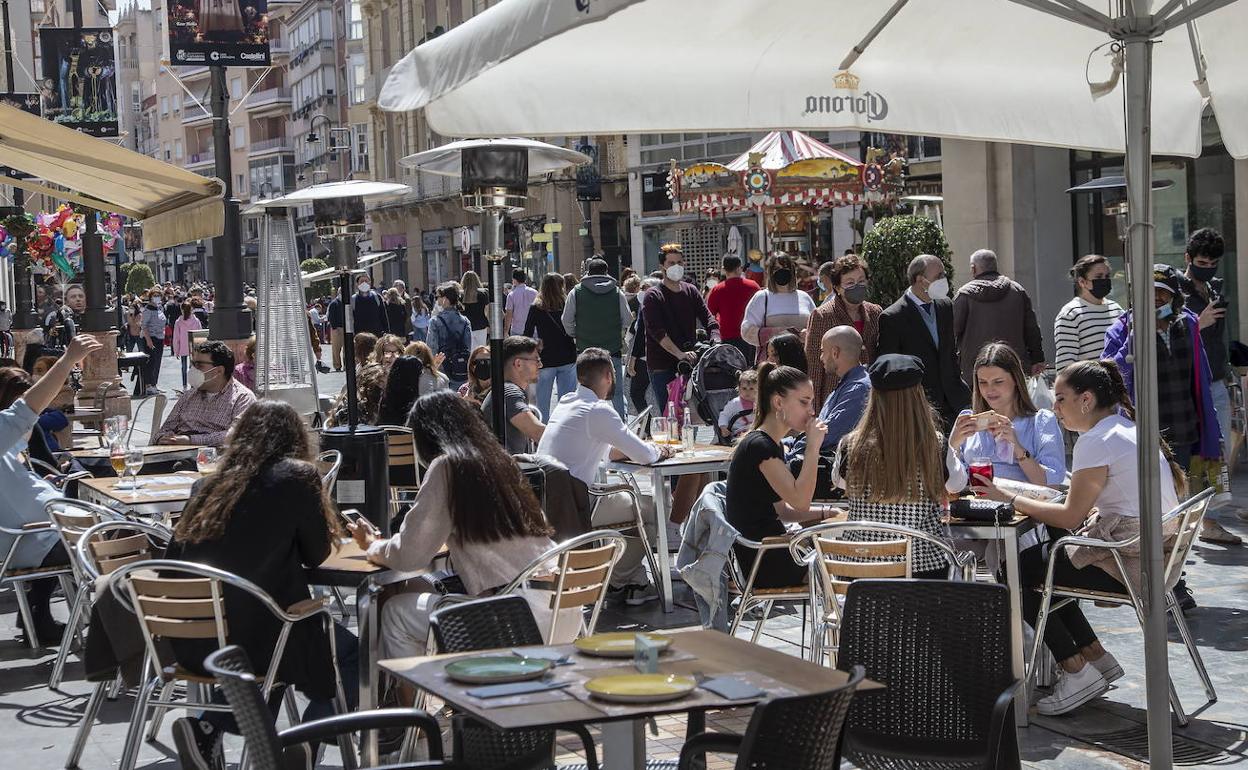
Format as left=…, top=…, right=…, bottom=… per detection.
left=1053, top=297, right=1123, bottom=369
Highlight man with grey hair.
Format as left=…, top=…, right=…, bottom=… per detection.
left=952, top=248, right=1046, bottom=385
left=877, top=254, right=970, bottom=431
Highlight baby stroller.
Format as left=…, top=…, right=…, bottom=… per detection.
left=681, top=341, right=751, bottom=444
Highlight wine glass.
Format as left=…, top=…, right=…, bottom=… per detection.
left=650, top=417, right=671, bottom=445
left=196, top=447, right=219, bottom=474
left=124, top=448, right=145, bottom=490
left=109, top=441, right=126, bottom=478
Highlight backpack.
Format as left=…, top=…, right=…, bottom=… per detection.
left=688, top=343, right=751, bottom=426
left=435, top=312, right=471, bottom=379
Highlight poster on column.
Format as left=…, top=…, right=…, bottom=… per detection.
left=38, top=28, right=119, bottom=137
left=167, top=0, right=271, bottom=67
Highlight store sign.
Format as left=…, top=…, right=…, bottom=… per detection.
left=168, top=0, right=272, bottom=67
left=576, top=142, right=602, bottom=202
left=38, top=28, right=119, bottom=137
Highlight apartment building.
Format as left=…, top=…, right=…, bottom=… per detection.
left=355, top=0, right=630, bottom=291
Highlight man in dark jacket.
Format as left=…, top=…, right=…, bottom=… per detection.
left=877, top=254, right=970, bottom=432
left=952, top=249, right=1046, bottom=385
left=562, top=257, right=632, bottom=416
left=326, top=291, right=345, bottom=371
left=349, top=273, right=388, bottom=337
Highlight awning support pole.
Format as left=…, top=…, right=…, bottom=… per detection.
left=1122, top=13, right=1173, bottom=770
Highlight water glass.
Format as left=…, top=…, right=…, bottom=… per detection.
left=196, top=447, right=219, bottom=474
left=650, top=416, right=671, bottom=444
left=124, top=448, right=145, bottom=489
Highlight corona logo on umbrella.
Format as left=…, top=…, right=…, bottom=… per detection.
left=668, top=130, right=904, bottom=217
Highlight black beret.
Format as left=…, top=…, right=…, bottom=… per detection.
left=868, top=353, right=925, bottom=391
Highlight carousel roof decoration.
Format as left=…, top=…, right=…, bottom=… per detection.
left=667, top=130, right=904, bottom=216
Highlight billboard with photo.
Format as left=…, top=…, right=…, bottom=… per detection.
left=167, top=0, right=271, bottom=67
left=38, top=28, right=119, bottom=137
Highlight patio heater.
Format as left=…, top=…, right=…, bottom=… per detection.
left=400, top=139, right=590, bottom=442
left=264, top=180, right=410, bottom=534
left=1066, top=175, right=1175, bottom=297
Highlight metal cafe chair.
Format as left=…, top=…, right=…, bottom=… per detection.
left=0, top=517, right=76, bottom=650
left=501, top=529, right=627, bottom=641
left=790, top=521, right=976, bottom=666
left=1027, top=486, right=1217, bottom=726
left=316, top=449, right=343, bottom=493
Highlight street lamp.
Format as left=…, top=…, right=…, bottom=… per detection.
left=400, top=138, right=590, bottom=443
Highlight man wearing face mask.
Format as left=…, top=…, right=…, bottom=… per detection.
left=951, top=248, right=1046, bottom=386
left=153, top=341, right=258, bottom=447
left=350, top=273, right=389, bottom=337
left=877, top=254, right=970, bottom=432
left=640, top=243, right=720, bottom=413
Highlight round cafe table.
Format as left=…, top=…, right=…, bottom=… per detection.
left=68, top=444, right=206, bottom=477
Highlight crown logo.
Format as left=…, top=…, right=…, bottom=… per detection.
left=833, top=70, right=860, bottom=90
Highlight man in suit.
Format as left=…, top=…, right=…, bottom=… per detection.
left=877, top=254, right=970, bottom=431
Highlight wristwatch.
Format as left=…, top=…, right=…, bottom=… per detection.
left=1016, top=448, right=1032, bottom=462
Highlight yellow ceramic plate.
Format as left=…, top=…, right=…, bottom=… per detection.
left=584, top=674, right=697, bottom=703
left=573, top=632, right=672, bottom=658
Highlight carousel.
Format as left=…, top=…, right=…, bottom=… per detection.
left=667, top=130, right=905, bottom=259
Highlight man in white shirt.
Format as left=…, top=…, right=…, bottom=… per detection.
left=503, top=269, right=539, bottom=336
left=537, top=347, right=673, bottom=604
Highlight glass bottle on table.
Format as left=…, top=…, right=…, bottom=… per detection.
left=681, top=406, right=695, bottom=451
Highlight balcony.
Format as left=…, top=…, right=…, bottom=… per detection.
left=249, top=136, right=292, bottom=156
left=245, top=87, right=292, bottom=115
left=181, top=105, right=213, bottom=126
left=186, top=151, right=215, bottom=170
left=173, top=65, right=211, bottom=81
left=269, top=38, right=291, bottom=59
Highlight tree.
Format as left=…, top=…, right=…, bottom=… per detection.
left=124, top=262, right=156, bottom=295
left=859, top=215, right=954, bottom=307
left=300, top=258, right=332, bottom=302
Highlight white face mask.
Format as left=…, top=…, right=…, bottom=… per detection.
left=665, top=264, right=685, bottom=282
left=188, top=366, right=216, bottom=390
left=705, top=278, right=719, bottom=290
left=358, top=282, right=371, bottom=294
left=927, top=277, right=950, bottom=300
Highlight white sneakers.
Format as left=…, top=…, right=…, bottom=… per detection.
left=1036, top=662, right=1109, bottom=716
left=1088, top=651, right=1123, bottom=684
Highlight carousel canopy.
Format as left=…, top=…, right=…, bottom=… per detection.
left=0, top=103, right=224, bottom=251
left=724, top=131, right=859, bottom=171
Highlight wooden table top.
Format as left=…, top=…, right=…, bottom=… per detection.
left=382, top=628, right=878, bottom=731
left=78, top=472, right=200, bottom=505
left=316, top=539, right=387, bottom=574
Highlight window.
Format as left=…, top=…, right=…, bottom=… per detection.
left=230, top=77, right=242, bottom=100
left=349, top=54, right=366, bottom=105
left=172, top=93, right=181, bottom=113
left=174, top=138, right=183, bottom=159
left=348, top=0, right=364, bottom=39
left=130, top=82, right=141, bottom=112
left=236, top=174, right=246, bottom=195
left=352, top=123, right=369, bottom=172
left=160, top=96, right=168, bottom=117
left=233, top=125, right=245, bottom=149
left=163, top=142, right=171, bottom=161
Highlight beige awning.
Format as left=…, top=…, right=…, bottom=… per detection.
left=0, top=103, right=225, bottom=250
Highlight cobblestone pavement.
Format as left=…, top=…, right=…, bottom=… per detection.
left=9, top=364, right=1241, bottom=768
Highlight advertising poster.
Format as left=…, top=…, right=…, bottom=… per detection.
left=38, top=28, right=119, bottom=137
left=168, top=0, right=271, bottom=67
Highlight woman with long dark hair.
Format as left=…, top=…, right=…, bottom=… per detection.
left=166, top=400, right=357, bottom=767
left=350, top=391, right=564, bottom=666
left=976, top=359, right=1186, bottom=716
left=723, top=363, right=826, bottom=588
left=765, top=331, right=807, bottom=373
left=523, top=272, right=578, bottom=421
left=377, top=356, right=426, bottom=426
left=457, top=344, right=492, bottom=406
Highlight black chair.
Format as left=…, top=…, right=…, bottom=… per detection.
left=676, top=666, right=864, bottom=770
left=428, top=595, right=600, bottom=770
left=205, top=645, right=456, bottom=770
left=837, top=580, right=1020, bottom=770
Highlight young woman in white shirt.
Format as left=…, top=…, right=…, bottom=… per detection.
left=740, top=252, right=816, bottom=364
left=975, top=359, right=1186, bottom=716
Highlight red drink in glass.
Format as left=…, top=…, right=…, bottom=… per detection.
left=968, top=457, right=994, bottom=496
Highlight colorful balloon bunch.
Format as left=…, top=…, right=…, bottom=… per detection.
left=1, top=206, right=125, bottom=275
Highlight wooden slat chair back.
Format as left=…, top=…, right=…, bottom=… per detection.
left=816, top=536, right=912, bottom=597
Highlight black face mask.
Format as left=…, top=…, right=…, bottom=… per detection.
left=772, top=268, right=793, bottom=287
left=471, top=359, right=491, bottom=380
left=1088, top=278, right=1112, bottom=299
left=1189, top=264, right=1218, bottom=283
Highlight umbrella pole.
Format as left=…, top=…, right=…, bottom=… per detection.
left=1122, top=22, right=1173, bottom=770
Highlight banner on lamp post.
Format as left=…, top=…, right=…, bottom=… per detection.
left=167, top=0, right=272, bottom=67
left=38, top=28, right=119, bottom=137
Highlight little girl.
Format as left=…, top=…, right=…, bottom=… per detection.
left=717, top=368, right=758, bottom=442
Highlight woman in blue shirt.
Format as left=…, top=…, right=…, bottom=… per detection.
left=0, top=334, right=101, bottom=642
left=947, top=342, right=1066, bottom=492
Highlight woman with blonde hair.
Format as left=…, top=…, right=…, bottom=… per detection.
left=402, top=340, right=450, bottom=395
left=460, top=270, right=492, bottom=349
left=832, top=353, right=951, bottom=579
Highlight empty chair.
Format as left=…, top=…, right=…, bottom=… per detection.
left=677, top=666, right=866, bottom=770
left=316, top=449, right=343, bottom=492
left=206, top=645, right=452, bottom=770
left=501, top=529, right=626, bottom=642
left=382, top=425, right=421, bottom=514
left=837, top=580, right=1020, bottom=770
left=429, top=595, right=599, bottom=770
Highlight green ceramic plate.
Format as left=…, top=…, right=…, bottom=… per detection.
left=444, top=655, right=553, bottom=684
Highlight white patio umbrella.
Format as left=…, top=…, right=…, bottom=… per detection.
left=379, top=1, right=1246, bottom=764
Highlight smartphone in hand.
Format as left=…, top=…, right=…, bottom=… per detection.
left=339, top=508, right=379, bottom=535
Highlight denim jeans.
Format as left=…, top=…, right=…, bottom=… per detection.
left=1210, top=380, right=1231, bottom=455
left=610, top=355, right=627, bottom=418
left=536, top=363, right=577, bottom=421
left=650, top=368, right=677, bottom=415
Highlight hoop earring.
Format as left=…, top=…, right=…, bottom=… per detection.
left=1080, top=403, right=1090, bottom=415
